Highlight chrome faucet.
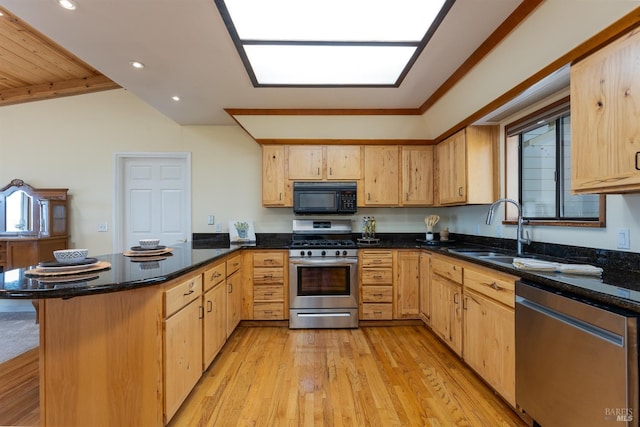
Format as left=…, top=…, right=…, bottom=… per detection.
left=486, top=198, right=530, bottom=256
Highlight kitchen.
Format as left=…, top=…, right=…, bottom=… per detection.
left=1, top=0, right=640, bottom=426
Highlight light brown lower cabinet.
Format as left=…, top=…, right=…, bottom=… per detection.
left=462, top=266, right=517, bottom=407
left=429, top=255, right=463, bottom=355
left=419, top=252, right=431, bottom=325
left=203, top=280, right=227, bottom=369
left=395, top=250, right=420, bottom=319
left=163, top=274, right=204, bottom=423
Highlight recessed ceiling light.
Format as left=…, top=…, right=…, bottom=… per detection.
left=172, top=96, right=180, bottom=101
left=129, top=60, right=145, bottom=69
left=56, top=0, right=77, bottom=10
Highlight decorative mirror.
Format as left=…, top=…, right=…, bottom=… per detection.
left=0, top=179, right=68, bottom=237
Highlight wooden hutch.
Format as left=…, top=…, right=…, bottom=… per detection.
left=0, top=179, right=69, bottom=272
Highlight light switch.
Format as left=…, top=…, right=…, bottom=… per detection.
left=207, top=215, right=215, bottom=225
left=617, top=228, right=630, bottom=250
left=98, top=223, right=108, bottom=232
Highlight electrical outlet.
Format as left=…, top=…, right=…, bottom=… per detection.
left=214, top=224, right=222, bottom=232
left=97, top=223, right=108, bottom=232
left=617, top=228, right=630, bottom=250
left=207, top=215, right=215, bottom=225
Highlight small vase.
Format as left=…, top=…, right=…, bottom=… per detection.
left=237, top=229, right=248, bottom=239
left=440, top=227, right=449, bottom=241
left=426, top=232, right=434, bottom=241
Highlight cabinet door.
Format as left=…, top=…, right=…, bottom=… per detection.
left=419, top=252, right=431, bottom=324
left=395, top=251, right=420, bottom=319
left=437, top=130, right=466, bottom=205
left=262, top=145, right=289, bottom=206
left=226, top=270, right=242, bottom=337
left=571, top=28, right=640, bottom=193
left=288, top=146, right=323, bottom=179
left=463, top=289, right=515, bottom=406
left=401, top=146, right=434, bottom=206
left=203, top=282, right=226, bottom=369
left=6, top=240, right=38, bottom=269
left=363, top=146, right=399, bottom=205
left=430, top=273, right=462, bottom=355
left=326, top=145, right=361, bottom=179
left=164, top=298, right=203, bottom=421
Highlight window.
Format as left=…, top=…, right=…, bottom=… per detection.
left=505, top=97, right=605, bottom=226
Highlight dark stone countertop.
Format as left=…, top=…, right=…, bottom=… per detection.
left=2, top=231, right=640, bottom=315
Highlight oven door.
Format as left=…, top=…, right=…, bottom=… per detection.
left=289, top=256, right=359, bottom=328
left=289, top=257, right=358, bottom=309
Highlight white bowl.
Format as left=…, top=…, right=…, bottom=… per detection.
left=139, top=239, right=160, bottom=249
left=54, top=249, right=89, bottom=264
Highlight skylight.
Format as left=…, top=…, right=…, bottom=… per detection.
left=215, top=0, right=454, bottom=87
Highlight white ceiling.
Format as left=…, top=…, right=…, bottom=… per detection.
left=0, top=0, right=522, bottom=125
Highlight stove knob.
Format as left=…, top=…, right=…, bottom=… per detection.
left=335, top=250, right=340, bottom=256
left=342, top=250, right=348, bottom=256
left=307, top=251, right=312, bottom=257
left=321, top=250, right=326, bottom=256
left=300, top=251, right=305, bottom=257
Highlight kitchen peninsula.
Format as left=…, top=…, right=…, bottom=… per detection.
left=2, top=236, right=640, bottom=426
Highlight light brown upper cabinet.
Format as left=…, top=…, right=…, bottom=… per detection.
left=571, top=28, right=640, bottom=194
left=262, top=145, right=291, bottom=206
left=288, top=145, right=361, bottom=180
left=363, top=146, right=399, bottom=206
left=436, top=126, right=498, bottom=206
left=401, top=145, right=434, bottom=206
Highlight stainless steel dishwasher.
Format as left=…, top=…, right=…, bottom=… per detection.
left=516, top=281, right=638, bottom=427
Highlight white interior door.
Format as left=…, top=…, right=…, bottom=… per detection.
left=115, top=153, right=191, bottom=252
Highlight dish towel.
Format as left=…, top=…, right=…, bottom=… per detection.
left=512, top=258, right=603, bottom=276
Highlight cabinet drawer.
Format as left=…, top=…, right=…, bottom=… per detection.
left=361, top=250, right=393, bottom=268
left=464, top=268, right=516, bottom=308
left=431, top=256, right=463, bottom=284
left=253, top=302, right=284, bottom=319
left=253, top=267, right=284, bottom=285
left=361, top=268, right=393, bottom=285
left=361, top=303, right=393, bottom=320
left=203, top=262, right=225, bottom=291
left=362, top=286, right=393, bottom=303
left=226, top=254, right=242, bottom=276
left=254, top=284, right=284, bottom=301
left=164, top=275, right=203, bottom=318
left=253, top=252, right=284, bottom=267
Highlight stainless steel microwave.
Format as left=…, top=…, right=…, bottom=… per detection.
left=293, top=182, right=357, bottom=215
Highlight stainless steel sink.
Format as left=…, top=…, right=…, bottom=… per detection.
left=448, top=248, right=510, bottom=257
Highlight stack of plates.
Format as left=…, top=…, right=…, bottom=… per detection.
left=123, top=245, right=173, bottom=259
left=25, top=258, right=111, bottom=277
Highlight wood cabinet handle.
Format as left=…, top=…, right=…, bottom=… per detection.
left=373, top=275, right=383, bottom=279
left=458, top=187, right=463, bottom=196
left=329, top=167, right=333, bottom=175
left=453, top=293, right=459, bottom=304
left=463, top=297, right=467, bottom=310
left=264, top=274, right=273, bottom=279
left=199, top=305, right=204, bottom=319
left=264, top=310, right=273, bottom=314
left=405, top=193, right=409, bottom=201
left=184, top=289, right=194, bottom=296
left=368, top=193, right=371, bottom=201
left=317, top=167, right=320, bottom=175
left=636, top=152, right=640, bottom=171
left=374, top=311, right=383, bottom=315
left=211, top=271, right=221, bottom=280
left=264, top=292, right=273, bottom=297
left=372, top=259, right=382, bottom=264
left=279, top=192, right=282, bottom=201
left=373, top=293, right=383, bottom=297
left=207, top=300, right=213, bottom=312
left=228, top=283, right=233, bottom=293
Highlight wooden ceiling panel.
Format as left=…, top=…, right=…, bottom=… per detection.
left=0, top=6, right=119, bottom=106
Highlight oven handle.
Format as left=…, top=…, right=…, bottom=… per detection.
left=289, top=258, right=358, bottom=267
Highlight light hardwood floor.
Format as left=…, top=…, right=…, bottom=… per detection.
left=170, top=325, right=525, bottom=427
left=0, top=325, right=526, bottom=427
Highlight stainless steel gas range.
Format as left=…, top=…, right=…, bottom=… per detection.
left=289, top=219, right=358, bottom=329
